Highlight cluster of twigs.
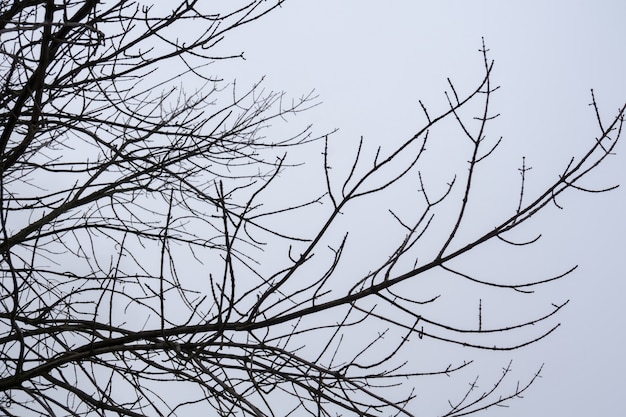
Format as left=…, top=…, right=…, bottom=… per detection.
left=0, top=1, right=624, bottom=416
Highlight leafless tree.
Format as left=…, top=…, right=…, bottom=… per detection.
left=0, top=1, right=624, bottom=416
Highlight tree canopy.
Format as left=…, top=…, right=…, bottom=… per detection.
left=0, top=1, right=624, bottom=416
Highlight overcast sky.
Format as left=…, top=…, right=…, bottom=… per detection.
left=209, top=1, right=625, bottom=416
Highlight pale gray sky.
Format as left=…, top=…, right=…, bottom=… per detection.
left=213, top=1, right=626, bottom=416
left=3, top=2, right=624, bottom=416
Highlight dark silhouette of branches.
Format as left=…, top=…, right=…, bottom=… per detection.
left=0, top=1, right=624, bottom=416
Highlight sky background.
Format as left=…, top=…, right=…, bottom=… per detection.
left=207, top=1, right=625, bottom=416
